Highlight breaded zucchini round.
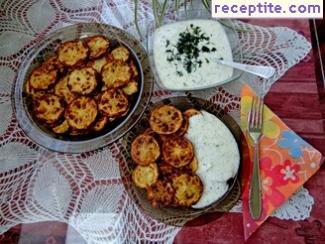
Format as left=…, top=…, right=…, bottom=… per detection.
left=52, top=120, right=69, bottom=134
left=54, top=75, right=77, bottom=104
left=87, top=55, right=110, bottom=73
left=149, top=105, right=183, bottom=135
left=162, top=136, right=194, bottom=168
left=28, top=67, right=57, bottom=90
left=122, top=80, right=138, bottom=96
left=172, top=173, right=203, bottom=207
left=183, top=108, right=201, bottom=118
left=67, top=67, right=97, bottom=95
left=98, top=89, right=129, bottom=117
left=132, top=163, right=159, bottom=188
left=57, top=40, right=88, bottom=66
left=131, top=134, right=160, bottom=166
left=91, top=116, right=108, bottom=132
left=101, top=60, right=131, bottom=88
left=65, top=96, right=98, bottom=130
left=33, top=93, right=64, bottom=125
left=86, top=35, right=110, bottom=59
left=111, top=45, right=130, bottom=62
left=147, top=180, right=175, bottom=208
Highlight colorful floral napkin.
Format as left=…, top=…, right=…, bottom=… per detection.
left=240, top=85, right=324, bottom=240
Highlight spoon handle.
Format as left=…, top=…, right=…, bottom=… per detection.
left=217, top=59, right=276, bottom=79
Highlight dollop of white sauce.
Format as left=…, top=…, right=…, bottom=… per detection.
left=185, top=111, right=240, bottom=209
left=153, top=19, right=233, bottom=90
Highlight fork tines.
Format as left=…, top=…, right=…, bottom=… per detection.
left=248, top=97, right=263, bottom=130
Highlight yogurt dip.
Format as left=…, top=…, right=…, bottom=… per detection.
left=153, top=19, right=233, bottom=90
left=184, top=110, right=240, bottom=209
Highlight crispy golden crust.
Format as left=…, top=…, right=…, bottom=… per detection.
left=162, top=136, right=194, bottom=168
left=69, top=129, right=89, bottom=136
left=101, top=60, right=131, bottom=88
left=86, top=35, right=110, bottom=59
left=158, top=162, right=176, bottom=177
left=98, top=89, right=129, bottom=117
left=57, top=40, right=88, bottom=66
left=65, top=96, right=98, bottom=130
left=33, top=93, right=64, bottom=125
left=147, top=180, right=175, bottom=208
left=172, top=173, right=203, bottom=207
left=132, top=163, right=159, bottom=188
left=111, top=45, right=130, bottom=62
left=24, top=80, right=34, bottom=95
left=122, top=80, right=138, bottom=96
left=186, top=156, right=198, bottom=172
left=183, top=108, right=201, bottom=118
left=131, top=134, right=160, bottom=166
left=149, top=105, right=183, bottom=135
left=67, top=67, right=97, bottom=95
left=175, top=115, right=189, bottom=136
left=87, top=55, right=110, bottom=73
left=54, top=75, right=77, bottom=104
left=29, top=66, right=58, bottom=90
left=91, top=115, right=108, bottom=132
left=52, top=120, right=69, bottom=134
left=43, top=55, right=66, bottom=73
left=129, top=61, right=139, bottom=78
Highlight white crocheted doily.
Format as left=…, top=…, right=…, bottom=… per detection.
left=0, top=0, right=313, bottom=243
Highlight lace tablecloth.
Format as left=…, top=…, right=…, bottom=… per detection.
left=0, top=1, right=322, bottom=243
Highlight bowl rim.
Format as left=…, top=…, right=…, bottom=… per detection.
left=147, top=8, right=244, bottom=91
left=13, top=23, right=153, bottom=153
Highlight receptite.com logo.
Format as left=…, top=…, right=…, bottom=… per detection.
left=211, top=0, right=323, bottom=19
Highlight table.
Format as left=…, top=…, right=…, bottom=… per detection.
left=0, top=2, right=324, bottom=243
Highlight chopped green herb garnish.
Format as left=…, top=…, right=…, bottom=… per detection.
left=165, top=24, right=217, bottom=76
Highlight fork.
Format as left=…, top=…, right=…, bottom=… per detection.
left=248, top=96, right=264, bottom=220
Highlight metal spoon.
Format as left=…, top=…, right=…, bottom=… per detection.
left=216, top=59, right=276, bottom=79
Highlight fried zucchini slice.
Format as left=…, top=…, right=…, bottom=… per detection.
left=172, top=173, right=203, bottom=207
left=86, top=35, right=110, bottom=59
left=52, top=120, right=69, bottom=134
left=122, top=80, right=138, bottom=96
left=91, top=116, right=108, bottom=132
left=129, top=61, right=138, bottom=78
left=186, top=156, right=198, bottom=172
left=159, top=162, right=176, bottom=177
left=28, top=66, right=57, bottom=90
left=65, top=96, right=98, bottom=130
left=147, top=180, right=175, bottom=208
left=57, top=40, right=88, bottom=66
left=98, top=89, right=129, bottom=117
left=162, top=136, right=194, bottom=168
left=54, top=75, right=77, bottom=104
left=33, top=93, right=64, bottom=125
left=67, top=67, right=97, bottom=95
left=24, top=80, right=34, bottom=95
left=183, top=108, right=201, bottom=118
left=131, top=134, right=160, bottom=166
left=149, top=105, right=183, bottom=135
left=175, top=115, right=189, bottom=136
left=87, top=55, right=111, bottom=73
left=111, top=45, right=130, bottom=62
left=43, top=55, right=66, bottom=73
left=101, top=60, right=132, bottom=88
left=132, top=163, right=159, bottom=188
